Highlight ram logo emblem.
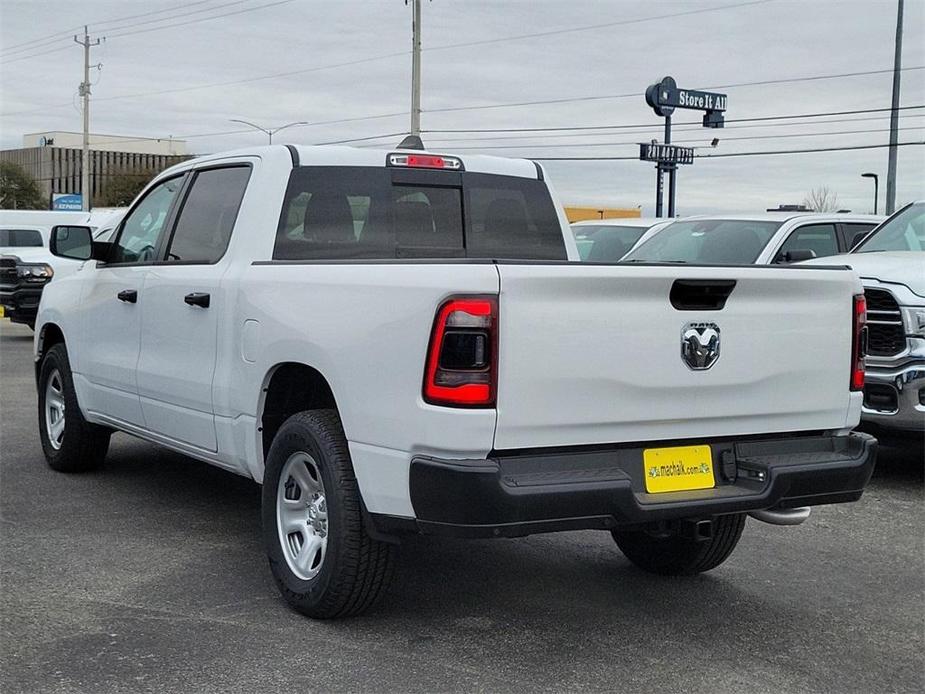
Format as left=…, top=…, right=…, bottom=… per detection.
left=681, top=322, right=721, bottom=370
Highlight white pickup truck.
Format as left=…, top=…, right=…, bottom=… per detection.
left=35, top=144, right=876, bottom=618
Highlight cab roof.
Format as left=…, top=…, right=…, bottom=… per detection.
left=162, top=144, right=543, bottom=180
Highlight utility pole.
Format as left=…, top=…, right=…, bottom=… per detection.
left=410, top=0, right=422, bottom=136
left=74, top=26, right=100, bottom=212
left=885, top=0, right=904, bottom=215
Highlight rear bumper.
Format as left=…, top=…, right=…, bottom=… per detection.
left=372, top=432, right=877, bottom=538
left=862, top=361, right=925, bottom=432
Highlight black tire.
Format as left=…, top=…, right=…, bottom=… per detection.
left=261, top=409, right=395, bottom=619
left=612, top=514, right=746, bottom=576
left=37, top=343, right=110, bottom=472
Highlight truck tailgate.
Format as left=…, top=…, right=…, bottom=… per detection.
left=493, top=263, right=860, bottom=450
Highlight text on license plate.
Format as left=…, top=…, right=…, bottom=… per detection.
left=643, top=445, right=715, bottom=494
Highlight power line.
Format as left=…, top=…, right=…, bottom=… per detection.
left=91, top=0, right=226, bottom=31
left=429, top=125, right=925, bottom=151
left=0, top=44, right=76, bottom=65
left=0, top=27, right=83, bottom=55
left=533, top=141, right=925, bottom=160
left=424, top=66, right=925, bottom=114
left=105, top=0, right=296, bottom=39
left=95, top=0, right=253, bottom=35
left=422, top=0, right=776, bottom=53
left=0, top=50, right=409, bottom=117
left=0, top=3, right=780, bottom=104
left=422, top=104, right=925, bottom=134
left=313, top=132, right=409, bottom=146
left=93, top=52, right=409, bottom=103
left=0, top=0, right=218, bottom=55
left=50, top=114, right=410, bottom=147
left=421, top=112, right=925, bottom=144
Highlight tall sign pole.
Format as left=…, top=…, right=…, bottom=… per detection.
left=644, top=76, right=726, bottom=217
left=410, top=0, right=422, bottom=136
left=885, top=0, right=904, bottom=215
left=74, top=26, right=100, bottom=212
left=665, top=114, right=676, bottom=217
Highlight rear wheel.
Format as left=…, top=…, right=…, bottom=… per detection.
left=261, top=409, right=395, bottom=618
left=38, top=343, right=110, bottom=472
left=612, top=514, right=746, bottom=576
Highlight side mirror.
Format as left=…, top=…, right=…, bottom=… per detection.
left=775, top=248, right=817, bottom=264
left=50, top=225, right=93, bottom=260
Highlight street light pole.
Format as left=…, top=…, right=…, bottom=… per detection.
left=230, top=119, right=308, bottom=144
left=861, top=173, right=879, bottom=215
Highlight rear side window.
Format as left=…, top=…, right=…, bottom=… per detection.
left=465, top=173, right=565, bottom=260
left=0, top=229, right=43, bottom=247
left=165, top=166, right=250, bottom=263
left=274, top=166, right=565, bottom=260
left=843, top=223, right=876, bottom=250
left=777, top=223, right=838, bottom=260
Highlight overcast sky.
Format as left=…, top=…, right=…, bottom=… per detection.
left=1, top=0, right=923, bottom=215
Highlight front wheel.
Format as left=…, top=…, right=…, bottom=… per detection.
left=37, top=343, right=111, bottom=472
left=612, top=514, right=746, bottom=576
left=261, top=410, right=395, bottom=619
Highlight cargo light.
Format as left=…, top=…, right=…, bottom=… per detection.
left=851, top=294, right=867, bottom=391
left=423, top=297, right=497, bottom=407
left=387, top=153, right=463, bottom=170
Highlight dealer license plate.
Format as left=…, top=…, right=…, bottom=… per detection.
left=643, top=445, right=715, bottom=494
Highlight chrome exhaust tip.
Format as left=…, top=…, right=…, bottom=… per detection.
left=749, top=506, right=812, bottom=526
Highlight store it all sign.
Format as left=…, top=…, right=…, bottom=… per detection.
left=645, top=76, right=727, bottom=128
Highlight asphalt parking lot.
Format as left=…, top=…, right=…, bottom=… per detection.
left=1, top=320, right=922, bottom=694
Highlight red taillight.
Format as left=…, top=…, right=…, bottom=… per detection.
left=423, top=297, right=497, bottom=407
left=408, top=155, right=445, bottom=168
left=387, top=153, right=463, bottom=170
left=851, top=294, right=867, bottom=391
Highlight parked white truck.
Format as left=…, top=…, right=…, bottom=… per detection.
left=1, top=209, right=125, bottom=328
left=34, top=144, right=876, bottom=618
left=805, top=201, right=925, bottom=434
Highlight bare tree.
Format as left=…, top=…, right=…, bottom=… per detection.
left=803, top=186, right=840, bottom=212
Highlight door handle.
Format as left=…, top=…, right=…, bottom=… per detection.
left=184, top=292, right=211, bottom=308
left=117, top=289, right=137, bottom=303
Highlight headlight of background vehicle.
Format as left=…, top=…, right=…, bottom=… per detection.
left=16, top=263, right=54, bottom=283
left=902, top=307, right=925, bottom=338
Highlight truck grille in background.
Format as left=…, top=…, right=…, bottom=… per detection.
left=864, top=288, right=905, bottom=357
left=0, top=258, right=17, bottom=290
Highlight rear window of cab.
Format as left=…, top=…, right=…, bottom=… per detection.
left=0, top=229, right=43, bottom=247
left=274, top=166, right=566, bottom=261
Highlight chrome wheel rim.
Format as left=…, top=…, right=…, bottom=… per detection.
left=277, top=452, right=328, bottom=580
left=44, top=368, right=65, bottom=450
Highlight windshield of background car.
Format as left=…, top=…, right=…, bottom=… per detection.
left=571, top=225, right=649, bottom=262
left=622, top=219, right=783, bottom=264
left=274, top=166, right=566, bottom=261
left=854, top=202, right=925, bottom=252
left=0, top=229, right=43, bottom=247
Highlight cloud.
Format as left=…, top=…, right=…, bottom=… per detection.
left=1, top=0, right=923, bottom=214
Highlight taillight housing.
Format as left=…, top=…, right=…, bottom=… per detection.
left=423, top=297, right=497, bottom=407
left=387, top=153, right=463, bottom=170
left=851, top=294, right=867, bottom=391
